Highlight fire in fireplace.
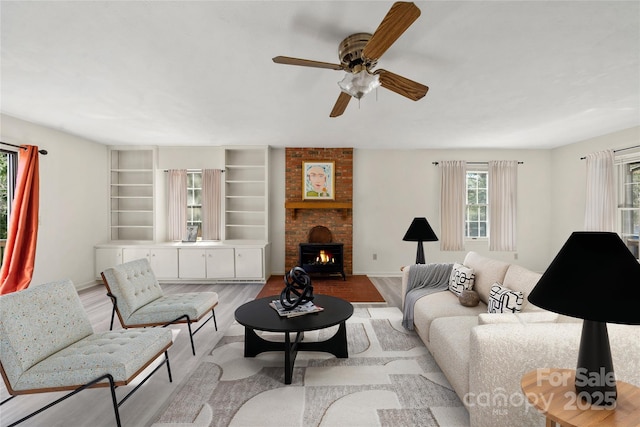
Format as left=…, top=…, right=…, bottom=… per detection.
left=298, top=226, right=346, bottom=280
left=299, top=243, right=346, bottom=280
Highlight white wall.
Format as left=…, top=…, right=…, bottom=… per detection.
left=352, top=149, right=553, bottom=274
left=0, top=114, right=108, bottom=288
left=3, top=114, right=636, bottom=284
left=267, top=127, right=639, bottom=275
left=264, top=147, right=553, bottom=275
left=550, top=126, right=640, bottom=254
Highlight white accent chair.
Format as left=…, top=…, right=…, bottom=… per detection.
left=0, top=279, right=173, bottom=427
left=101, top=258, right=219, bottom=356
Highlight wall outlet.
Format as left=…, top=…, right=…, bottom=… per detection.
left=372, top=253, right=377, bottom=261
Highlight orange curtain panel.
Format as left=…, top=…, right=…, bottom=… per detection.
left=0, top=145, right=40, bottom=295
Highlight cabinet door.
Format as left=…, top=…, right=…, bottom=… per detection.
left=205, top=248, right=235, bottom=279
left=234, top=248, right=263, bottom=279
left=150, top=248, right=179, bottom=279
left=178, top=249, right=206, bottom=279
left=95, top=248, right=123, bottom=278
left=122, top=248, right=150, bottom=264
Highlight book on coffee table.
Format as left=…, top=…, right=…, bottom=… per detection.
left=269, top=300, right=324, bottom=318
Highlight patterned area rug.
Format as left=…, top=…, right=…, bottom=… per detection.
left=151, top=307, right=469, bottom=427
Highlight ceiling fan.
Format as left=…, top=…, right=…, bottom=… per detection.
left=273, top=2, right=429, bottom=118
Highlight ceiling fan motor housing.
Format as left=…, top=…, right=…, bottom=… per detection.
left=339, top=33, right=377, bottom=72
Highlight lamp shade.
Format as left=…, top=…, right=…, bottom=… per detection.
left=528, top=231, right=640, bottom=324
left=402, top=217, right=438, bottom=242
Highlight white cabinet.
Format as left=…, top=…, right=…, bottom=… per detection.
left=95, top=247, right=123, bottom=278
left=97, top=243, right=266, bottom=282
left=224, top=147, right=269, bottom=241
left=122, top=247, right=179, bottom=279
left=178, top=246, right=263, bottom=280
left=235, top=248, right=263, bottom=279
left=178, top=249, right=207, bottom=279
left=205, top=248, right=235, bottom=279
left=122, top=247, right=150, bottom=263
left=149, top=249, right=179, bottom=279
left=109, top=147, right=155, bottom=241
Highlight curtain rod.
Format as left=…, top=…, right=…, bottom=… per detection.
left=0, top=141, right=48, bottom=155
left=580, top=145, right=640, bottom=160
left=431, top=161, right=523, bottom=165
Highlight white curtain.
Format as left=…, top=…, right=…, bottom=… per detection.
left=489, top=160, right=518, bottom=251
left=202, top=169, right=222, bottom=240
left=440, top=160, right=466, bottom=251
left=584, top=150, right=615, bottom=231
left=167, top=169, right=187, bottom=241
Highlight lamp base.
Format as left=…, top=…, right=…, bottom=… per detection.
left=415, top=241, right=425, bottom=264
left=575, top=320, right=617, bottom=405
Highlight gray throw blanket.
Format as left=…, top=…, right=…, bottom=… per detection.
left=402, top=263, right=453, bottom=330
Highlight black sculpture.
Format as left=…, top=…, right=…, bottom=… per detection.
left=280, top=266, right=314, bottom=310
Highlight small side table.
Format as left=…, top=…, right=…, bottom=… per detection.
left=521, top=368, right=640, bottom=427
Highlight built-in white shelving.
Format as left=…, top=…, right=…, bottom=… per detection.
left=109, top=148, right=155, bottom=241
left=224, top=147, right=269, bottom=241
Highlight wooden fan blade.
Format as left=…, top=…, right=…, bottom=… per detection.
left=272, top=56, right=344, bottom=70
left=375, top=69, right=428, bottom=101
left=362, top=2, right=421, bottom=61
left=330, top=92, right=352, bottom=117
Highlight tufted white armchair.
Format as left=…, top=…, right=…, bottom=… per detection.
left=101, top=258, right=219, bottom=356
left=0, top=279, right=173, bottom=427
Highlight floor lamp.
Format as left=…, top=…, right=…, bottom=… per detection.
left=402, top=217, right=438, bottom=264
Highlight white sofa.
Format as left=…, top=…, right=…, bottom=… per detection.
left=402, top=251, right=640, bottom=427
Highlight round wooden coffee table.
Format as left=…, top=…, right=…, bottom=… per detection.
left=234, top=294, right=354, bottom=384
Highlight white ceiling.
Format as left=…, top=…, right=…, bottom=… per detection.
left=1, top=1, right=639, bottom=150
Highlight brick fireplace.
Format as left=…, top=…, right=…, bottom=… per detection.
left=284, top=148, right=353, bottom=276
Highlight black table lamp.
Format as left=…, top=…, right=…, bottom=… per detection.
left=402, top=217, right=438, bottom=264
left=527, top=231, right=640, bottom=405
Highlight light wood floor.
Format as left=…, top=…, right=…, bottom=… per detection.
left=0, top=277, right=401, bottom=427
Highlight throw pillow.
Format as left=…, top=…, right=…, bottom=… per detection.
left=449, top=263, right=475, bottom=296
left=487, top=283, right=524, bottom=313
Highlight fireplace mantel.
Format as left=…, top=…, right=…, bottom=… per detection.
left=285, top=201, right=352, bottom=219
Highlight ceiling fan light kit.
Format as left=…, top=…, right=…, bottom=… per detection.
left=338, top=70, right=380, bottom=100
left=273, top=1, right=428, bottom=117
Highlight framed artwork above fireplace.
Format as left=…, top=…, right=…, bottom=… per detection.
left=303, top=161, right=335, bottom=200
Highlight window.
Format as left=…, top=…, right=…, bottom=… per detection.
left=186, top=170, right=202, bottom=238
left=617, top=155, right=640, bottom=260
left=0, top=150, right=18, bottom=262
left=466, top=170, right=488, bottom=239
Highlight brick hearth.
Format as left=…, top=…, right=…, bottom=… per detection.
left=284, top=148, right=353, bottom=275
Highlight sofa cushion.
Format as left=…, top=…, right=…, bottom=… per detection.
left=429, top=316, right=479, bottom=401
left=478, top=311, right=559, bottom=325
left=502, top=263, right=543, bottom=312
left=413, top=290, right=486, bottom=343
left=487, top=283, right=524, bottom=313
left=463, top=251, right=510, bottom=305
left=448, top=263, right=475, bottom=296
